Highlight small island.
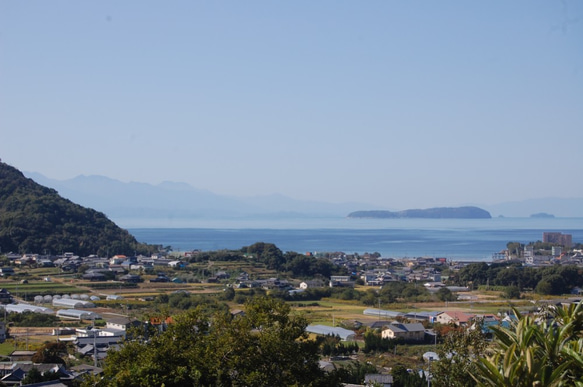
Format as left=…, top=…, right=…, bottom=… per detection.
left=348, top=206, right=492, bottom=219
left=530, top=212, right=555, bottom=218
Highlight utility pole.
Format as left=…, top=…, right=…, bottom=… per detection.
left=378, top=298, right=381, bottom=321
left=93, top=331, right=97, bottom=368
left=92, top=316, right=97, bottom=367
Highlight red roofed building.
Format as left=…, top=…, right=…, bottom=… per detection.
left=435, top=311, right=475, bottom=326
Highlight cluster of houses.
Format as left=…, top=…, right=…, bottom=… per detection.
left=522, top=246, right=583, bottom=266
left=306, top=307, right=517, bottom=350
left=0, top=314, right=148, bottom=386
left=1, top=252, right=189, bottom=286
left=3, top=251, right=183, bottom=272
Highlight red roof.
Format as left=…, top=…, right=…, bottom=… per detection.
left=439, top=311, right=475, bottom=323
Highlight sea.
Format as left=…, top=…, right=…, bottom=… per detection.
left=126, top=217, right=583, bottom=262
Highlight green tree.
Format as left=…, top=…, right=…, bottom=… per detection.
left=436, top=287, right=456, bottom=302
left=245, top=242, right=285, bottom=270
left=503, top=285, right=521, bottom=299
left=31, top=342, right=68, bottom=364
left=432, top=323, right=488, bottom=387
left=220, top=286, right=236, bottom=301
left=392, top=365, right=426, bottom=387
left=93, top=297, right=331, bottom=387
left=331, top=361, right=378, bottom=385
left=535, top=274, right=568, bottom=295
left=506, top=242, right=524, bottom=258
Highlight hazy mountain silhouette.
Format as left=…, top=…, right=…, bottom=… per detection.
left=24, top=172, right=583, bottom=222
left=24, top=172, right=378, bottom=221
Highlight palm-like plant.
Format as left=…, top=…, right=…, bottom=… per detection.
left=472, top=301, right=583, bottom=387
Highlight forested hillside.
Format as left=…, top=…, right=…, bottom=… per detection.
left=0, top=161, right=157, bottom=256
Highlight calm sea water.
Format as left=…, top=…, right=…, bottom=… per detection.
left=126, top=217, right=583, bottom=262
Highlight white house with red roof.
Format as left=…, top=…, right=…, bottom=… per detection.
left=435, top=311, right=475, bottom=326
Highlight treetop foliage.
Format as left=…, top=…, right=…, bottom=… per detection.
left=92, top=297, right=333, bottom=387
left=451, top=262, right=583, bottom=295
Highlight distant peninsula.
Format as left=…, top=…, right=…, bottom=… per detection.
left=348, top=206, right=492, bottom=219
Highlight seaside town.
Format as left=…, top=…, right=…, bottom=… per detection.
left=0, top=229, right=580, bottom=386
left=3, top=0, right=583, bottom=384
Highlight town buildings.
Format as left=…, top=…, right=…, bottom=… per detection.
left=543, top=232, right=572, bottom=248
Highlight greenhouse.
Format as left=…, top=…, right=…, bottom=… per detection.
left=363, top=308, right=404, bottom=319
left=56, top=309, right=100, bottom=320
left=305, top=325, right=356, bottom=341
left=52, top=298, right=95, bottom=309
left=3, top=303, right=54, bottom=314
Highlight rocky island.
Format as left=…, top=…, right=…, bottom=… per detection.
left=348, top=206, right=492, bottom=219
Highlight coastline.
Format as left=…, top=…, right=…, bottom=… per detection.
left=125, top=217, right=583, bottom=262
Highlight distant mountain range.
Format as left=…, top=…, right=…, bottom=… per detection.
left=24, top=172, right=378, bottom=221
left=23, top=172, right=583, bottom=222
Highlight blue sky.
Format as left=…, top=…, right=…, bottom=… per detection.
left=1, top=1, right=582, bottom=210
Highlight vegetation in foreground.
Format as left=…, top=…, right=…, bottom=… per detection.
left=432, top=301, right=583, bottom=387
left=86, top=297, right=334, bottom=387
left=74, top=297, right=583, bottom=387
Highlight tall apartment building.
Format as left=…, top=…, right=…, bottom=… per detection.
left=543, top=232, right=573, bottom=248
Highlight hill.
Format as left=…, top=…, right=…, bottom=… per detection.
left=347, top=206, right=492, bottom=219
left=0, top=162, right=158, bottom=256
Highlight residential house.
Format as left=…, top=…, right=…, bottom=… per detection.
left=168, top=260, right=185, bottom=268
left=105, top=317, right=141, bottom=331
left=82, top=272, right=106, bottom=282
left=0, top=363, right=71, bottom=386
left=435, top=311, right=475, bottom=326
left=329, top=276, right=354, bottom=287
left=381, top=322, right=425, bottom=342
left=299, top=280, right=326, bottom=289
left=119, top=274, right=142, bottom=283
left=364, top=374, right=393, bottom=387
left=74, top=335, right=123, bottom=361
left=8, top=351, right=36, bottom=362
left=110, top=255, right=126, bottom=265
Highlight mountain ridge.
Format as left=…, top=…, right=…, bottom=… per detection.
left=25, top=172, right=377, bottom=220
left=23, top=172, right=583, bottom=221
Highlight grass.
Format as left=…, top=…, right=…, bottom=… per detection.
left=0, top=341, right=16, bottom=357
